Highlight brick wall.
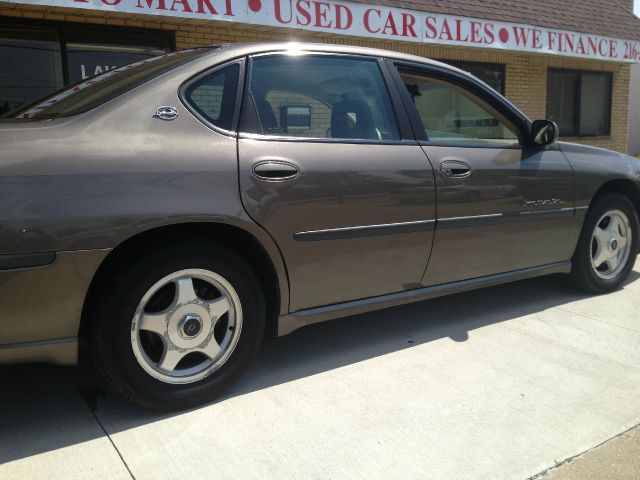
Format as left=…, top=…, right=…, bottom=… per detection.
left=0, top=2, right=631, bottom=152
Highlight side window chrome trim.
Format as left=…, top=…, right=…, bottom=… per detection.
left=178, top=58, right=246, bottom=137
left=242, top=53, right=403, bottom=143
left=237, top=131, right=417, bottom=146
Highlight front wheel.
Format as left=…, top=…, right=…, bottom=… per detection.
left=569, top=193, right=638, bottom=293
left=88, top=244, right=266, bottom=410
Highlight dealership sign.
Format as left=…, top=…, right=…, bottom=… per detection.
left=7, top=0, right=640, bottom=62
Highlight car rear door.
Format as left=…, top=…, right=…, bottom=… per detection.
left=237, top=53, right=436, bottom=312
left=388, top=61, right=576, bottom=286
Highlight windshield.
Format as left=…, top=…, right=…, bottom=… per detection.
left=13, top=48, right=214, bottom=119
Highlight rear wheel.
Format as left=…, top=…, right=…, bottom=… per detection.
left=569, top=193, right=638, bottom=293
left=89, top=243, right=265, bottom=410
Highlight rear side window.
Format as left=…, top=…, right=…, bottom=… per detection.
left=246, top=55, right=399, bottom=141
left=183, top=63, right=240, bottom=131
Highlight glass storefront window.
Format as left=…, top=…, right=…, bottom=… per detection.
left=547, top=69, right=612, bottom=137
left=0, top=21, right=172, bottom=116
left=64, top=29, right=171, bottom=83
left=0, top=27, right=64, bottom=116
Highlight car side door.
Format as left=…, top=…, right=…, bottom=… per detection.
left=388, top=61, right=577, bottom=286
left=237, top=53, right=436, bottom=312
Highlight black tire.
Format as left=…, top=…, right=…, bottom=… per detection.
left=569, top=193, right=639, bottom=293
left=88, top=243, right=266, bottom=411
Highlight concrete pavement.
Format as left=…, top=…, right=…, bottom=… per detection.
left=1, top=261, right=639, bottom=479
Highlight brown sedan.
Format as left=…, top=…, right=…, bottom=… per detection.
left=1, top=43, right=638, bottom=410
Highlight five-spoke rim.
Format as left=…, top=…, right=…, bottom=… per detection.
left=130, top=268, right=242, bottom=384
left=590, top=209, right=632, bottom=280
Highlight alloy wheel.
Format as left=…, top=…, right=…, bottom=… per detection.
left=130, top=268, right=243, bottom=384
left=590, top=209, right=633, bottom=280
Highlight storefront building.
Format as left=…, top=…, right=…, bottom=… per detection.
left=1, top=0, right=639, bottom=153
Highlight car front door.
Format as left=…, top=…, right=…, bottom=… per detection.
left=238, top=53, right=436, bottom=312
left=390, top=62, right=576, bottom=286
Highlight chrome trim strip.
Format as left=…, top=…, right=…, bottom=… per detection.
left=294, top=207, right=577, bottom=241
left=278, top=261, right=572, bottom=335
left=438, top=213, right=503, bottom=222
left=294, top=219, right=436, bottom=241
left=438, top=208, right=575, bottom=229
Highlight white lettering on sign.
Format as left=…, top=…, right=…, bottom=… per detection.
left=5, top=0, right=640, bottom=63
left=80, top=64, right=118, bottom=79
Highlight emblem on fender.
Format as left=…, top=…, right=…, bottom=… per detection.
left=522, top=198, right=565, bottom=207
left=153, top=106, right=179, bottom=121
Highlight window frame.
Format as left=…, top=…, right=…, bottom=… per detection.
left=441, top=60, right=506, bottom=95
left=179, top=59, right=245, bottom=136
left=238, top=52, right=415, bottom=145
left=388, top=60, right=532, bottom=149
left=546, top=68, right=613, bottom=138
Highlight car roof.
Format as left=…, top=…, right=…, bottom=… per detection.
left=202, top=41, right=470, bottom=77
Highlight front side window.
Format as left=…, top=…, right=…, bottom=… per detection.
left=183, top=63, right=239, bottom=131
left=547, top=69, right=612, bottom=137
left=399, top=71, right=519, bottom=146
left=247, top=55, right=400, bottom=141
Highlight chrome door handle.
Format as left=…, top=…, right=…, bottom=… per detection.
left=252, top=161, right=300, bottom=181
left=440, top=160, right=472, bottom=178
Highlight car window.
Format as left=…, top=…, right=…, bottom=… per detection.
left=184, top=63, right=239, bottom=131
left=247, top=55, right=399, bottom=141
left=399, top=72, right=519, bottom=146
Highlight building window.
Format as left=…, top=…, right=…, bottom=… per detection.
left=63, top=28, right=171, bottom=84
left=0, top=27, right=64, bottom=116
left=547, top=69, right=612, bottom=137
left=444, top=61, right=505, bottom=94
left=0, top=20, right=172, bottom=116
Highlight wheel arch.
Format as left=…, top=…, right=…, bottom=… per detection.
left=80, top=221, right=289, bottom=344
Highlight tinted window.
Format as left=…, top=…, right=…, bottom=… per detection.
left=247, top=55, right=399, bottom=141
left=400, top=72, right=519, bottom=146
left=547, top=69, right=612, bottom=137
left=184, top=64, right=239, bottom=131
left=15, top=49, right=210, bottom=119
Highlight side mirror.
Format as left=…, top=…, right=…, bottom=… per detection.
left=531, top=120, right=559, bottom=146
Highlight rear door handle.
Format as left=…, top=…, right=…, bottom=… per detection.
left=440, top=160, right=472, bottom=178
left=252, top=161, right=300, bottom=181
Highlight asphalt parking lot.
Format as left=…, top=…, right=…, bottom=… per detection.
left=1, top=260, right=639, bottom=480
